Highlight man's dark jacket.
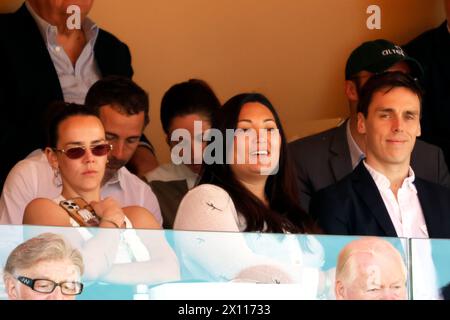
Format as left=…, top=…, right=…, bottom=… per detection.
left=0, top=4, right=133, bottom=187
left=310, top=161, right=450, bottom=238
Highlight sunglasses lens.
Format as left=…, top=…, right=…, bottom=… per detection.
left=65, top=147, right=86, bottom=159
left=91, top=144, right=110, bottom=156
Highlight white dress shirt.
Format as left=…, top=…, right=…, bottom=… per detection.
left=26, top=2, right=101, bottom=104
left=145, top=163, right=199, bottom=190
left=363, top=161, right=428, bottom=238
left=0, top=149, right=162, bottom=225
left=346, top=120, right=365, bottom=169
left=363, top=162, right=439, bottom=299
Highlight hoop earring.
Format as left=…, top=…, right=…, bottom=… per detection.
left=53, top=167, right=62, bottom=188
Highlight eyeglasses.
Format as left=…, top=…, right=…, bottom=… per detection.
left=16, top=276, right=84, bottom=295
left=53, top=143, right=112, bottom=160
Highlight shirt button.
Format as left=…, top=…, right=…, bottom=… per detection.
left=55, top=46, right=61, bottom=52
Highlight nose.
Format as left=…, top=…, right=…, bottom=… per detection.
left=46, top=286, right=65, bottom=300
left=256, top=129, right=273, bottom=154
left=391, top=117, right=404, bottom=133
left=83, top=147, right=96, bottom=163
left=379, top=289, right=400, bottom=300
left=111, top=141, right=125, bottom=160
left=190, top=138, right=203, bottom=165
left=257, top=129, right=268, bottom=143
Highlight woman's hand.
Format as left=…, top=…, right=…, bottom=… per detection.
left=91, top=197, right=126, bottom=228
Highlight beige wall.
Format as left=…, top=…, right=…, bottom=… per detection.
left=1, top=1, right=445, bottom=163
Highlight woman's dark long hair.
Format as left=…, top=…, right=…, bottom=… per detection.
left=199, top=93, right=319, bottom=234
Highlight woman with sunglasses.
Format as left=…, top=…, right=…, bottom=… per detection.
left=23, top=103, right=180, bottom=285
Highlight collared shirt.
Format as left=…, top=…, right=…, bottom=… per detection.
left=0, top=149, right=162, bottom=225
left=26, top=2, right=101, bottom=103
left=346, top=120, right=365, bottom=169
left=363, top=161, right=428, bottom=238
left=145, top=163, right=199, bottom=189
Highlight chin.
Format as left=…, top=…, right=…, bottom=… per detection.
left=384, top=154, right=410, bottom=165
left=187, top=164, right=202, bottom=174
left=78, top=181, right=100, bottom=191
left=247, top=165, right=272, bottom=176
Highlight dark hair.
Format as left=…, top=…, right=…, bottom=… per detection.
left=85, top=76, right=149, bottom=126
left=46, top=102, right=98, bottom=148
left=160, top=79, right=220, bottom=134
left=199, top=93, right=319, bottom=234
left=357, top=71, right=423, bottom=118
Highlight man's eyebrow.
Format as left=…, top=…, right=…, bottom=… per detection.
left=375, top=107, right=419, bottom=115
left=390, top=280, right=405, bottom=285
left=375, top=107, right=395, bottom=112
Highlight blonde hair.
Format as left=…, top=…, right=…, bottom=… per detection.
left=3, top=233, right=84, bottom=278
left=336, top=237, right=406, bottom=285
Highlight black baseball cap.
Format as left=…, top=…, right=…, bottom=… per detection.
left=345, top=39, right=423, bottom=80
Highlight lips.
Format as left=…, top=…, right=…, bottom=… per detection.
left=82, top=170, right=97, bottom=175
left=386, top=139, right=407, bottom=144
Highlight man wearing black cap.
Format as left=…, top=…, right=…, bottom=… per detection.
left=309, top=71, right=450, bottom=239
left=289, top=39, right=450, bottom=213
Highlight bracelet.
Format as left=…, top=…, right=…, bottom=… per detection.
left=101, top=218, right=121, bottom=228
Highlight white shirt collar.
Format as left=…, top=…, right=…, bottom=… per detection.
left=103, top=168, right=126, bottom=190
left=346, top=119, right=365, bottom=169
left=26, top=1, right=98, bottom=43
left=178, top=164, right=199, bottom=189
left=363, top=161, right=417, bottom=193
left=145, top=163, right=199, bottom=190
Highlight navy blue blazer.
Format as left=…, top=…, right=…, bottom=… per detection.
left=0, top=4, right=133, bottom=187
left=310, top=161, right=450, bottom=238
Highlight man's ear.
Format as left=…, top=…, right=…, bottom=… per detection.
left=335, top=280, right=346, bottom=300
left=345, top=80, right=359, bottom=102
left=417, top=122, right=421, bottom=137
left=357, top=112, right=367, bottom=135
left=45, top=147, right=59, bottom=170
left=4, top=275, right=19, bottom=300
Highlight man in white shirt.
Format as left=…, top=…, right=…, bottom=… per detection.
left=0, top=0, right=158, bottom=188
left=0, top=76, right=162, bottom=225
left=310, top=71, right=450, bottom=239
